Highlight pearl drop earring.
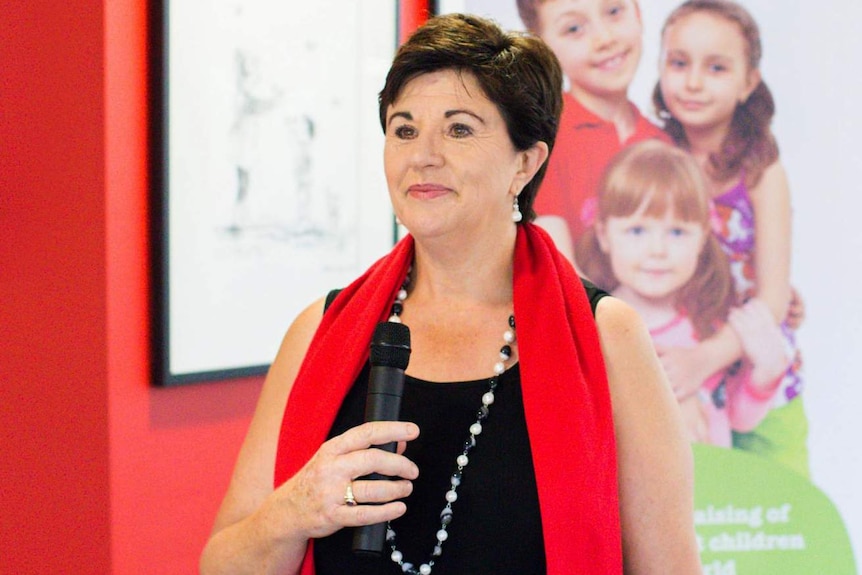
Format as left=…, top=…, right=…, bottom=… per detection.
left=512, top=196, right=523, bottom=223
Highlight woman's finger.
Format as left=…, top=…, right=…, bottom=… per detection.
left=326, top=421, right=420, bottom=456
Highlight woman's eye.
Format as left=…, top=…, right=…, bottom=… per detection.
left=709, top=64, right=727, bottom=73
left=627, top=226, right=645, bottom=236
left=566, top=23, right=582, bottom=35
left=450, top=123, right=473, bottom=138
left=393, top=125, right=416, bottom=139
left=669, top=58, right=687, bottom=69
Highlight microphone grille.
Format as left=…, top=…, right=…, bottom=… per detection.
left=370, top=322, right=411, bottom=369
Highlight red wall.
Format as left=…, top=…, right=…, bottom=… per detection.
left=1, top=1, right=428, bottom=573
left=1, top=0, right=112, bottom=571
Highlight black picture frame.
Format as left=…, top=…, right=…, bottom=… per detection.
left=151, top=1, right=402, bottom=386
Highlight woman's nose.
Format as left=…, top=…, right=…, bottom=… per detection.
left=411, top=132, right=444, bottom=168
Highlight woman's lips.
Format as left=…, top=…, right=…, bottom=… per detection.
left=408, top=183, right=451, bottom=199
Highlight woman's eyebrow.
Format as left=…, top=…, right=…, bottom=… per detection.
left=445, top=109, right=485, bottom=124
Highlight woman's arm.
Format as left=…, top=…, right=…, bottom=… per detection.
left=200, top=298, right=327, bottom=574
left=596, top=297, right=702, bottom=574
left=200, top=299, right=420, bottom=574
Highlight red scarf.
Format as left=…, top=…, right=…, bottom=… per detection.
left=275, top=223, right=621, bottom=574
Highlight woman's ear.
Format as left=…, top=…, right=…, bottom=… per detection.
left=512, top=141, right=550, bottom=194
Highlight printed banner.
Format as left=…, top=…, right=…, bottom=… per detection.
left=436, top=0, right=861, bottom=571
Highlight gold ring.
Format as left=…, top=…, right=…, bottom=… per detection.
left=344, top=482, right=357, bottom=507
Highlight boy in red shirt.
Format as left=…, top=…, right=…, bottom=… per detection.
left=517, top=0, right=668, bottom=261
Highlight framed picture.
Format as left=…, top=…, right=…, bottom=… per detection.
left=153, top=0, right=400, bottom=385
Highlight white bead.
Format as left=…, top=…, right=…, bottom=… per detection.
left=420, top=564, right=432, bottom=575
left=389, top=315, right=402, bottom=323
left=401, top=563, right=414, bottom=573
left=456, top=454, right=469, bottom=467
left=397, top=288, right=408, bottom=301
left=482, top=391, right=495, bottom=406
left=446, top=489, right=458, bottom=502
left=503, top=329, right=515, bottom=343
left=470, top=422, right=482, bottom=436
left=391, top=550, right=403, bottom=563
left=494, top=361, right=505, bottom=375
left=437, top=529, right=449, bottom=542
left=512, top=210, right=523, bottom=223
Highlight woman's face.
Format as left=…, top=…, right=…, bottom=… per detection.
left=383, top=69, right=539, bottom=241
left=659, top=12, right=759, bottom=136
left=597, top=199, right=706, bottom=300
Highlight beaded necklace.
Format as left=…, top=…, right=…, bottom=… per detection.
left=384, top=271, right=516, bottom=575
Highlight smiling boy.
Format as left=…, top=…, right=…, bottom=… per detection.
left=517, top=0, right=669, bottom=260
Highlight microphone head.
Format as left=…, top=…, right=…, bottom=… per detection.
left=370, top=322, right=411, bottom=369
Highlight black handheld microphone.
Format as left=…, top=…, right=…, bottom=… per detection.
left=352, top=321, right=412, bottom=557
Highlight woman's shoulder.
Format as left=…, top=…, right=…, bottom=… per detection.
left=592, top=296, right=675, bottom=414
left=593, top=295, right=648, bottom=343
left=262, top=297, right=327, bottom=404
left=289, top=296, right=327, bottom=340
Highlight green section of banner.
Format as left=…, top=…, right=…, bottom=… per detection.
left=694, top=444, right=857, bottom=574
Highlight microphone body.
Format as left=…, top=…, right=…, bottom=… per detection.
left=352, top=321, right=411, bottom=557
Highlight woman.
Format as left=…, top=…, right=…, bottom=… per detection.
left=200, top=14, right=700, bottom=575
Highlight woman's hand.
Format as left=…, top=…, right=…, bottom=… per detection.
left=201, top=296, right=420, bottom=575
left=268, top=421, right=421, bottom=542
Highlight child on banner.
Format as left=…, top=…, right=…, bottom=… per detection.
left=576, top=140, right=789, bottom=446
left=653, top=0, right=808, bottom=476
left=516, top=0, right=668, bottom=262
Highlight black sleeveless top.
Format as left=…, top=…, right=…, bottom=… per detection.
left=313, top=281, right=608, bottom=575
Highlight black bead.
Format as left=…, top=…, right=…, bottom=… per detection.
left=509, top=315, right=515, bottom=329
left=391, top=301, right=403, bottom=315
left=500, top=344, right=512, bottom=359
left=477, top=405, right=490, bottom=420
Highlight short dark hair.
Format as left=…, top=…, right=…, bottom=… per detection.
left=378, top=13, right=563, bottom=222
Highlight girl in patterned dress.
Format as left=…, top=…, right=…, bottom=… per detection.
left=653, top=0, right=808, bottom=476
